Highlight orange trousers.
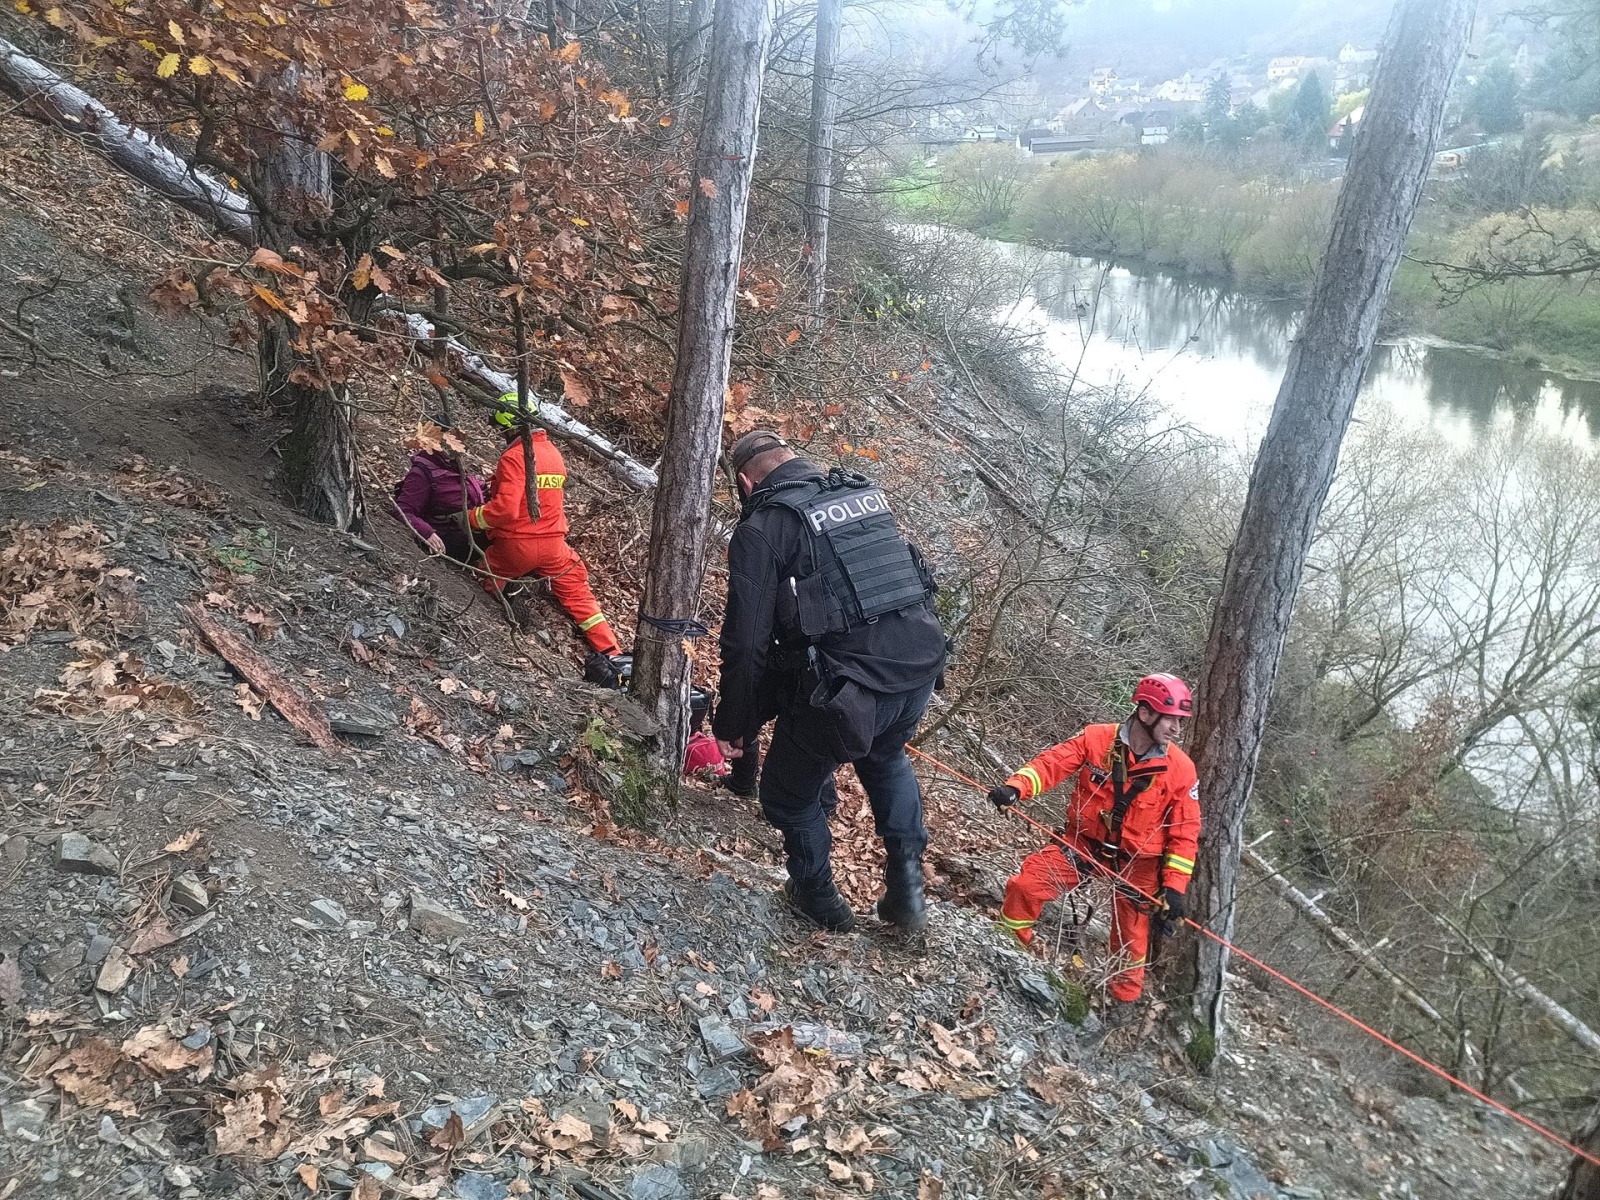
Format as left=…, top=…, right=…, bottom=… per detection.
left=483, top=535, right=620, bottom=655
left=1000, top=835, right=1162, bottom=1001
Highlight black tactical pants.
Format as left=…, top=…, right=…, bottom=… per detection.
left=758, top=680, right=934, bottom=888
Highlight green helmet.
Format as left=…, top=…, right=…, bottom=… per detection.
left=492, top=392, right=534, bottom=429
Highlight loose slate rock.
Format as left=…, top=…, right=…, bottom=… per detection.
left=96, top=946, right=135, bottom=993
left=629, top=1164, right=688, bottom=1200
left=38, top=941, right=86, bottom=984
left=169, top=872, right=211, bottom=916
left=54, top=833, right=120, bottom=876
left=417, top=1095, right=499, bottom=1143
left=1, top=1098, right=49, bottom=1139
left=453, top=1172, right=508, bottom=1200
left=697, top=1015, right=745, bottom=1063
left=305, top=897, right=347, bottom=928
left=410, top=892, right=471, bottom=941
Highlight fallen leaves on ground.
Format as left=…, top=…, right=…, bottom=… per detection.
left=725, top=1027, right=843, bottom=1151
left=113, top=456, right=226, bottom=510
left=0, top=521, right=126, bottom=644
left=33, top=642, right=198, bottom=717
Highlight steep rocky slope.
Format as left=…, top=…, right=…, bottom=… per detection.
left=0, top=121, right=1568, bottom=1200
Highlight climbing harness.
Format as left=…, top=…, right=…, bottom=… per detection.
left=903, top=743, right=1600, bottom=1171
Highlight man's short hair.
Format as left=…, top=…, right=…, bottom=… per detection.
left=729, top=429, right=789, bottom=474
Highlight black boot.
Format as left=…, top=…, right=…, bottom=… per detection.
left=877, top=840, right=928, bottom=934
left=783, top=877, right=856, bottom=932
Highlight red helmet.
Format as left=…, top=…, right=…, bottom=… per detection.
left=1132, top=673, right=1193, bottom=717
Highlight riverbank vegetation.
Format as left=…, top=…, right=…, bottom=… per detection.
left=902, top=121, right=1600, bottom=372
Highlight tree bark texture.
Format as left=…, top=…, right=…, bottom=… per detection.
left=801, top=0, right=842, bottom=323
left=1176, top=0, right=1475, bottom=1051
left=668, top=0, right=713, bottom=120
left=630, top=0, right=772, bottom=777
left=250, top=70, right=363, bottom=532
left=1559, top=1114, right=1600, bottom=1200
left=0, top=38, right=252, bottom=240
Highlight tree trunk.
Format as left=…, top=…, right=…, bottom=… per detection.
left=1559, top=1114, right=1600, bottom=1200
left=630, top=0, right=772, bottom=779
left=1173, top=0, right=1474, bottom=1059
left=252, top=71, right=363, bottom=532
left=667, top=0, right=713, bottom=121
left=801, top=0, right=842, bottom=324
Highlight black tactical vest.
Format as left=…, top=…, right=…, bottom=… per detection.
left=762, top=468, right=935, bottom=642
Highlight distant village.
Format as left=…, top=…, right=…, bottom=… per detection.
left=917, top=43, right=1394, bottom=158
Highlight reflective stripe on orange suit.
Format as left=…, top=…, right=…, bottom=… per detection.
left=998, top=722, right=1201, bottom=1001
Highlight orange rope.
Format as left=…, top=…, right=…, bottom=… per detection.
left=905, top=743, right=1600, bottom=1170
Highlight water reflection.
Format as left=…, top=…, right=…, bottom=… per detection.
left=1007, top=250, right=1600, bottom=447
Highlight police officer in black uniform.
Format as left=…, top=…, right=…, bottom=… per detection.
left=713, top=431, right=947, bottom=934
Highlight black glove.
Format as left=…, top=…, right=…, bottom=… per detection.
left=1158, top=886, right=1186, bottom=922
left=988, top=783, right=1020, bottom=811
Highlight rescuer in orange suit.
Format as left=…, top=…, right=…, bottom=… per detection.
left=987, top=673, right=1201, bottom=1003
left=469, top=395, right=622, bottom=660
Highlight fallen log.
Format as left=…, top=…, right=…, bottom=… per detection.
left=1425, top=903, right=1600, bottom=1061
left=1242, top=847, right=1449, bottom=1027
left=0, top=38, right=659, bottom=492
left=187, top=606, right=343, bottom=755
left=0, top=37, right=252, bottom=241
left=401, top=314, right=658, bottom=491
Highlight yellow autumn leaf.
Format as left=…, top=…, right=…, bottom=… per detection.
left=138, top=38, right=159, bottom=52
left=166, top=17, right=184, bottom=44
left=377, top=125, right=395, bottom=136
left=14, top=0, right=33, bottom=14
left=43, top=7, right=70, bottom=28
left=214, top=63, right=241, bottom=83
left=570, top=217, right=589, bottom=227
left=342, top=77, right=368, bottom=101
left=474, top=109, right=485, bottom=136
left=156, top=52, right=181, bottom=79
left=188, top=55, right=212, bottom=75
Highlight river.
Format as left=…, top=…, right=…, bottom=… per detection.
left=1003, top=249, right=1600, bottom=450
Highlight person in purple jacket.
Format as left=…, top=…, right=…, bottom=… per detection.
left=392, top=419, right=488, bottom=562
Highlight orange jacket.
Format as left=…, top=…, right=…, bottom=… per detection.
left=469, top=430, right=569, bottom=539
left=1006, top=722, right=1201, bottom=894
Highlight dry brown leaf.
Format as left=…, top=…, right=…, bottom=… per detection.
left=639, top=1118, right=670, bottom=1140
left=428, top=1110, right=465, bottom=1150
left=826, top=1160, right=853, bottom=1183
left=927, top=1022, right=981, bottom=1070
left=163, top=827, right=205, bottom=853
left=540, top=1112, right=593, bottom=1151
left=127, top=918, right=178, bottom=956
left=120, top=1026, right=213, bottom=1076
left=307, top=1051, right=336, bottom=1069
left=318, top=1089, right=345, bottom=1117
left=361, top=1135, right=407, bottom=1165
left=169, top=955, right=189, bottom=978
left=825, top=1125, right=871, bottom=1157
left=612, top=1098, right=639, bottom=1123
left=295, top=1163, right=320, bottom=1191
left=234, top=682, right=264, bottom=720
left=918, top=1171, right=944, bottom=1200
left=352, top=1177, right=381, bottom=1200
left=559, top=368, right=593, bottom=407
